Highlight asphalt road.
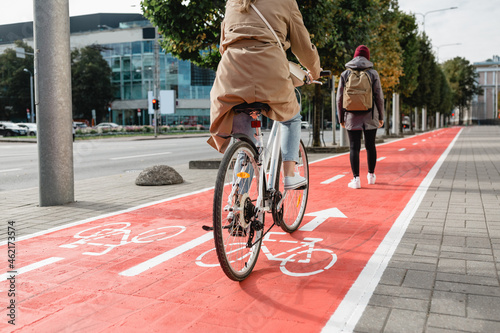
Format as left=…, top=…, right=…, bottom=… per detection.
left=0, top=135, right=222, bottom=192
left=0, top=129, right=347, bottom=192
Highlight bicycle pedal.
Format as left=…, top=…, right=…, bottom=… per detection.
left=202, top=225, right=214, bottom=231
left=295, top=184, right=307, bottom=190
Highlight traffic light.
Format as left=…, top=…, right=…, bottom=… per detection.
left=152, top=98, right=159, bottom=110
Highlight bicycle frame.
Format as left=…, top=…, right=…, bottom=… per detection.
left=253, top=114, right=282, bottom=213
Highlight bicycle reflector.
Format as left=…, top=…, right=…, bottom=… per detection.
left=237, top=172, right=250, bottom=179
left=251, top=120, right=261, bottom=128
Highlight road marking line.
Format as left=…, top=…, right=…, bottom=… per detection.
left=322, top=128, right=462, bottom=333
left=413, top=143, right=418, bottom=145
left=0, top=257, right=64, bottom=281
left=398, top=148, right=406, bottom=151
left=109, top=152, right=172, bottom=160
left=119, top=233, right=214, bottom=277
left=376, top=157, right=386, bottom=162
left=0, top=168, right=22, bottom=173
left=321, top=174, right=345, bottom=184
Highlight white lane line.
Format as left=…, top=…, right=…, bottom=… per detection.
left=321, top=174, right=345, bottom=185
left=398, top=148, right=406, bottom=151
left=109, top=152, right=172, bottom=160
left=0, top=168, right=22, bottom=173
left=0, top=257, right=64, bottom=282
left=422, top=139, right=427, bottom=142
left=413, top=143, right=418, bottom=145
left=376, top=157, right=386, bottom=162
left=322, top=128, right=463, bottom=333
left=119, top=233, right=214, bottom=277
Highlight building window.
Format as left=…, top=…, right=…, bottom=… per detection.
left=190, top=63, right=215, bottom=86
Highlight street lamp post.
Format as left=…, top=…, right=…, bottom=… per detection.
left=436, top=43, right=462, bottom=62
left=23, top=68, right=35, bottom=123
left=415, top=7, right=458, bottom=32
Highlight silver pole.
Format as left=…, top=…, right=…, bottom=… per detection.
left=154, top=26, right=159, bottom=138
left=495, top=66, right=498, bottom=120
left=34, top=0, right=74, bottom=206
left=331, top=76, right=336, bottom=145
left=29, top=74, right=34, bottom=123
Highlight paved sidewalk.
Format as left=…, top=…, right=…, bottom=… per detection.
left=1, top=126, right=499, bottom=332
left=355, top=126, right=500, bottom=332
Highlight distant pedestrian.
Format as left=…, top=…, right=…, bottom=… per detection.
left=337, top=45, right=384, bottom=189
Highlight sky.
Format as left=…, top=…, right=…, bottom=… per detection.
left=1, top=0, right=498, bottom=64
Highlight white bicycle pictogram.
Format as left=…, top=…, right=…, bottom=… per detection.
left=196, top=231, right=337, bottom=277
left=60, top=222, right=186, bottom=256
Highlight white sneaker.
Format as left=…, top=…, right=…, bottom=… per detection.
left=348, top=177, right=361, bottom=189
left=284, top=173, right=307, bottom=190
left=367, top=173, right=376, bottom=185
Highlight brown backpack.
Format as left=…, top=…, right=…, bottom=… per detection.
left=342, top=69, right=373, bottom=112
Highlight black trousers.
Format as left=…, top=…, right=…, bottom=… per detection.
left=347, top=128, right=377, bottom=177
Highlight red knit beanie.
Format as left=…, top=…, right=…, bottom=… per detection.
left=354, top=45, right=370, bottom=60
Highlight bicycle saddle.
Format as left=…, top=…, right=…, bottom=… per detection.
left=233, top=102, right=270, bottom=114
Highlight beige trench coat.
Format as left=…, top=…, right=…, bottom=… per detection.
left=208, top=0, right=321, bottom=152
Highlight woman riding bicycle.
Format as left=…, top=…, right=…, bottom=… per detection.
left=208, top=0, right=321, bottom=190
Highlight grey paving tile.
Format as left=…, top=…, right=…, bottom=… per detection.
left=430, top=291, right=466, bottom=316
left=384, top=309, right=427, bottom=333
left=467, top=294, right=500, bottom=321
left=437, top=258, right=466, bottom=275
left=427, top=313, right=500, bottom=332
left=353, top=305, right=388, bottom=333
left=402, top=269, right=435, bottom=289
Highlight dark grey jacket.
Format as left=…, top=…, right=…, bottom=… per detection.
left=336, top=56, right=384, bottom=130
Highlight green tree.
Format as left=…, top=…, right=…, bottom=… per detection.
left=442, top=57, right=482, bottom=123
left=71, top=45, right=114, bottom=123
left=0, top=41, right=34, bottom=121
left=395, top=12, right=419, bottom=99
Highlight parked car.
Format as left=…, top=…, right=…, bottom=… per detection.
left=73, top=121, right=88, bottom=129
left=0, top=121, right=27, bottom=137
left=95, top=122, right=120, bottom=129
left=301, top=121, right=311, bottom=129
left=16, top=123, right=37, bottom=136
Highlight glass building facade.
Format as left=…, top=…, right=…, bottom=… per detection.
left=0, top=13, right=216, bottom=127
left=101, top=41, right=215, bottom=126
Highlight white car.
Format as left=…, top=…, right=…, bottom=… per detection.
left=0, top=121, right=27, bottom=136
left=17, top=123, right=37, bottom=136
left=95, top=122, right=120, bottom=129
left=301, top=121, right=311, bottom=129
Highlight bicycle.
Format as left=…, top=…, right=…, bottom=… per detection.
left=205, top=69, right=331, bottom=281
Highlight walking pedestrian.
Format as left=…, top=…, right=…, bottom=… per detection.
left=337, top=45, right=384, bottom=189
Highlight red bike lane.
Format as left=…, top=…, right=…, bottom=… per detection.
left=1, top=128, right=461, bottom=332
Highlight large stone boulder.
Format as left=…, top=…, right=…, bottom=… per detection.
left=135, top=165, right=184, bottom=186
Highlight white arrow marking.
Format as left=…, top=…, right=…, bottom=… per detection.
left=299, top=208, right=347, bottom=232
left=321, top=174, right=345, bottom=185
left=377, top=157, right=386, bottom=162
left=398, top=148, right=406, bottom=151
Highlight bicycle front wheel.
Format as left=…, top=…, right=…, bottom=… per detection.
left=213, top=140, right=263, bottom=281
left=277, top=139, right=309, bottom=233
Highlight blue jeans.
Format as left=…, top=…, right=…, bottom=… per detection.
left=232, top=112, right=302, bottom=162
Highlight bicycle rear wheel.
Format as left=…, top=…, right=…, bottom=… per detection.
left=213, top=140, right=263, bottom=281
left=277, top=139, right=309, bottom=233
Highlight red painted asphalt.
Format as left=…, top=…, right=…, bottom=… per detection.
left=1, top=128, right=460, bottom=332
